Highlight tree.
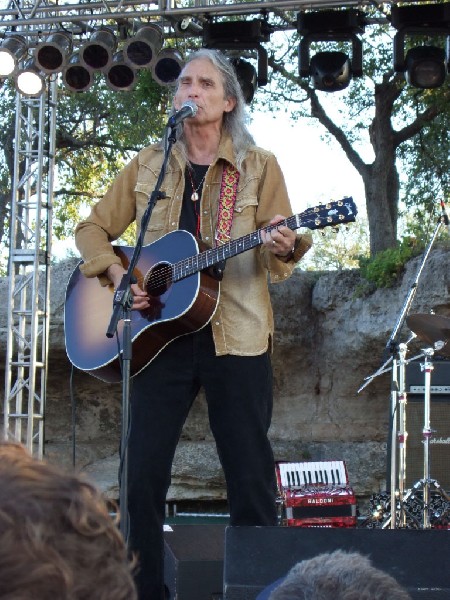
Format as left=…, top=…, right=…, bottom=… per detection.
left=260, top=12, right=449, bottom=256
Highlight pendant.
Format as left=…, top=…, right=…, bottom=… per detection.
left=191, top=191, right=199, bottom=202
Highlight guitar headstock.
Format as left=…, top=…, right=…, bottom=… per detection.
left=300, top=197, right=357, bottom=231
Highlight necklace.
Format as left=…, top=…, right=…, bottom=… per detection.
left=187, top=165, right=208, bottom=202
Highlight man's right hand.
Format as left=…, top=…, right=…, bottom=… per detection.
left=106, top=263, right=150, bottom=311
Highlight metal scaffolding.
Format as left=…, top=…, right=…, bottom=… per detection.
left=0, top=0, right=364, bottom=32
left=3, top=78, right=57, bottom=456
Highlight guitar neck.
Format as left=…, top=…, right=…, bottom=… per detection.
left=171, top=196, right=357, bottom=281
left=172, top=215, right=300, bottom=282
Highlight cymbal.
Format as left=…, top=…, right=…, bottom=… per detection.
left=406, top=313, right=450, bottom=357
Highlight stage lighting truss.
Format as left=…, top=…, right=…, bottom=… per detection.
left=392, top=2, right=450, bottom=89
left=297, top=9, right=366, bottom=93
left=202, top=18, right=272, bottom=94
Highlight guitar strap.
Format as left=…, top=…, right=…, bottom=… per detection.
left=215, top=163, right=240, bottom=246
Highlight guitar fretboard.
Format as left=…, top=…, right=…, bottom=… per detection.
left=172, top=215, right=302, bottom=282
left=171, top=198, right=356, bottom=282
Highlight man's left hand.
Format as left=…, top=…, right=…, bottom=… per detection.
left=261, top=215, right=297, bottom=259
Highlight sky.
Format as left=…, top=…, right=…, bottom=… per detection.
left=247, top=112, right=367, bottom=219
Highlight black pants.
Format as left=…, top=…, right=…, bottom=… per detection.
left=127, top=325, right=278, bottom=600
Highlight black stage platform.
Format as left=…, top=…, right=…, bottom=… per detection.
left=164, top=524, right=450, bottom=600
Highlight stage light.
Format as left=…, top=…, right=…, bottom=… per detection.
left=151, top=48, right=183, bottom=86
left=123, top=23, right=163, bottom=68
left=309, top=51, right=352, bottom=92
left=230, top=57, right=257, bottom=103
left=173, top=16, right=203, bottom=36
left=0, top=34, right=27, bottom=77
left=15, top=58, right=45, bottom=97
left=80, top=27, right=117, bottom=72
left=62, top=52, right=94, bottom=92
left=203, top=19, right=271, bottom=88
left=297, top=9, right=365, bottom=92
left=35, top=31, right=72, bottom=74
left=105, top=51, right=137, bottom=91
left=392, top=3, right=450, bottom=89
left=404, top=46, right=447, bottom=89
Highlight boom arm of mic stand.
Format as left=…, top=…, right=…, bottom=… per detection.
left=385, top=215, right=446, bottom=354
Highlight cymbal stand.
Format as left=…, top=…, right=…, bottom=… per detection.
left=358, top=337, right=417, bottom=529
left=421, top=348, right=434, bottom=528
left=383, top=341, right=416, bottom=529
left=396, top=343, right=409, bottom=528
left=401, top=348, right=450, bottom=528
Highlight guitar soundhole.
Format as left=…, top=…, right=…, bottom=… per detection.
left=144, top=262, right=173, bottom=297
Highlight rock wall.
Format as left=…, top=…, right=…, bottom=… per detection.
left=1, top=247, right=449, bottom=509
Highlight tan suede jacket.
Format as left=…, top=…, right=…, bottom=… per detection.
left=75, top=131, right=312, bottom=356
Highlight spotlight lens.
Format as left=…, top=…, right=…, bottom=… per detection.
left=0, top=50, right=15, bottom=76
left=108, top=65, right=135, bottom=90
left=17, top=70, right=44, bottom=96
left=65, top=66, right=92, bottom=91
left=409, top=61, right=445, bottom=89
left=310, top=51, right=351, bottom=92
left=153, top=58, right=181, bottom=84
left=83, top=45, right=109, bottom=70
left=37, top=46, right=63, bottom=71
left=126, top=41, right=153, bottom=67
left=405, top=46, right=446, bottom=89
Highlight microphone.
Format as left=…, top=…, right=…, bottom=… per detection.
left=167, top=100, right=198, bottom=127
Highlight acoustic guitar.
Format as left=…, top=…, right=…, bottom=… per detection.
left=64, top=197, right=357, bottom=382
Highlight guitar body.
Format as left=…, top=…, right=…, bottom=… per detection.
left=64, top=230, right=219, bottom=383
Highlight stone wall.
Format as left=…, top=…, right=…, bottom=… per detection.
left=1, top=247, right=449, bottom=510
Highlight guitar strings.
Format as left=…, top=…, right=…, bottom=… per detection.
left=130, top=219, right=317, bottom=295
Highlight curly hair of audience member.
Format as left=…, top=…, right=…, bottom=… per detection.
left=0, top=441, right=137, bottom=600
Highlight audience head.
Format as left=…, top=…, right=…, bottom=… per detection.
left=268, top=549, right=412, bottom=600
left=0, top=441, right=137, bottom=600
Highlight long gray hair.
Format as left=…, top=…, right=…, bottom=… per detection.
left=170, top=48, right=255, bottom=168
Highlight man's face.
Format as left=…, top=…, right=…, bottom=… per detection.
left=173, top=57, right=236, bottom=127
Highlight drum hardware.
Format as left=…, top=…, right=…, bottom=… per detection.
left=358, top=201, right=449, bottom=529
left=362, top=489, right=450, bottom=529
left=361, top=315, right=450, bottom=529
left=403, top=314, right=450, bottom=528
left=406, top=314, right=450, bottom=359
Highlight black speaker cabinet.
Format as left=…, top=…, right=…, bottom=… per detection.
left=405, top=360, right=450, bottom=490
left=164, top=524, right=225, bottom=600
left=224, top=526, right=450, bottom=600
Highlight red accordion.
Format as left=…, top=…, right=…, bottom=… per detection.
left=276, top=460, right=357, bottom=528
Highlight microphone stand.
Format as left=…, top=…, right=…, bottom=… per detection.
left=382, top=204, right=449, bottom=528
left=106, top=123, right=179, bottom=542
